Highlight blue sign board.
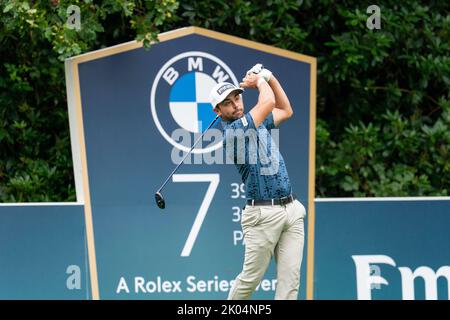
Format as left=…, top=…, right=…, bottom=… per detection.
left=314, top=199, right=450, bottom=300
left=64, top=27, right=317, bottom=299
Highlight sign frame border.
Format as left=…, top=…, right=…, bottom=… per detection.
left=64, top=26, right=317, bottom=300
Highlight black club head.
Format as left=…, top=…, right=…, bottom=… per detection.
left=155, top=192, right=165, bottom=209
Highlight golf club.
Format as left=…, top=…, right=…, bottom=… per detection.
left=155, top=114, right=221, bottom=209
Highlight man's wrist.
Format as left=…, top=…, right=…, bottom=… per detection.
left=260, top=69, right=272, bottom=82
left=256, top=77, right=266, bottom=88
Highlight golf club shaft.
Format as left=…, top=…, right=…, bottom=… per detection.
left=156, top=114, right=220, bottom=193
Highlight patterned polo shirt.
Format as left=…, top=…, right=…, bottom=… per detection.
left=222, top=112, right=292, bottom=200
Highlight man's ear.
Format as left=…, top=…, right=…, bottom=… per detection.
left=214, top=106, right=221, bottom=117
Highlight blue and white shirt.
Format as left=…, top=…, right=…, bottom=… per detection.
left=222, top=112, right=292, bottom=200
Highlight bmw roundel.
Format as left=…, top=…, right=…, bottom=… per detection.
left=150, top=51, right=240, bottom=153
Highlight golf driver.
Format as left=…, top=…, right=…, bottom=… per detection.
left=155, top=114, right=221, bottom=209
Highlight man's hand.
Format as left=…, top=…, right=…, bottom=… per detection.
left=240, top=71, right=275, bottom=128
left=246, top=63, right=272, bottom=82
left=239, top=73, right=265, bottom=89
left=246, top=64, right=293, bottom=127
left=246, top=63, right=263, bottom=75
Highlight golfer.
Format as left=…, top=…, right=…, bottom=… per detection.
left=209, top=64, right=306, bottom=300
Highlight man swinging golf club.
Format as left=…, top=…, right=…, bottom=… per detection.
left=209, top=64, right=306, bottom=300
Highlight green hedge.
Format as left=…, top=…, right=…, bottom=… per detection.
left=1, top=0, right=448, bottom=201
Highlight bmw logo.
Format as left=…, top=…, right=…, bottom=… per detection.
left=150, top=51, right=240, bottom=154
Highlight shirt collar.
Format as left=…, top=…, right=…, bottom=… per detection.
left=221, top=115, right=245, bottom=127
left=220, top=118, right=234, bottom=127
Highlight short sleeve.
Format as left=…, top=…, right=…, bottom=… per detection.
left=262, top=112, right=276, bottom=130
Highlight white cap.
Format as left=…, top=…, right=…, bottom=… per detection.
left=209, top=82, right=244, bottom=108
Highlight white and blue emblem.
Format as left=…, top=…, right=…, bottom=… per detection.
left=169, top=71, right=216, bottom=133
left=150, top=51, right=240, bottom=153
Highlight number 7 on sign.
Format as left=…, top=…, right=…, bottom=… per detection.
left=173, top=174, right=220, bottom=257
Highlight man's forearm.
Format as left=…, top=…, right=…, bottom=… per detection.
left=268, top=75, right=293, bottom=116
left=248, top=77, right=276, bottom=128
left=257, top=78, right=276, bottom=110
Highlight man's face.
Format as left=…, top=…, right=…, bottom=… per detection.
left=214, top=90, right=244, bottom=121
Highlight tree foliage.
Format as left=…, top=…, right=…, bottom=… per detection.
left=0, top=0, right=449, bottom=201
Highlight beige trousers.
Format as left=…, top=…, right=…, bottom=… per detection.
left=228, top=199, right=306, bottom=300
